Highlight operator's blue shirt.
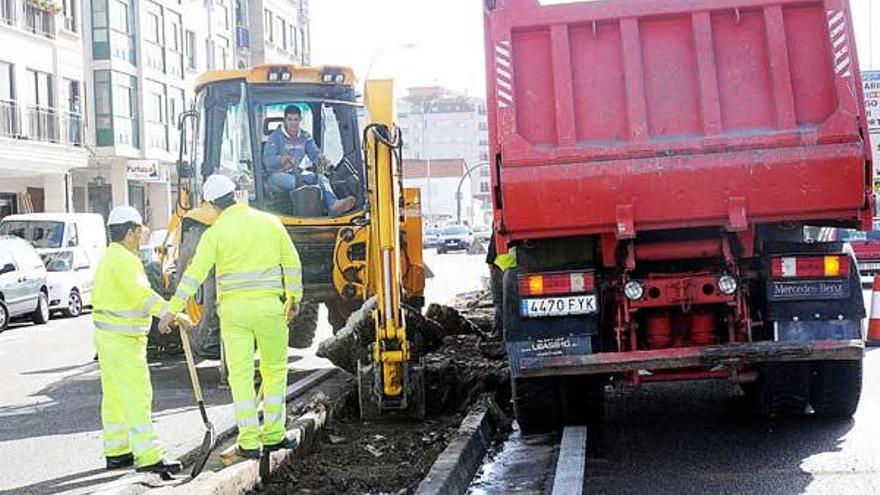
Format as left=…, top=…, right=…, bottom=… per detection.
left=262, top=126, right=321, bottom=173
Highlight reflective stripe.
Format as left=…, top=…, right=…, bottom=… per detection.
left=94, top=309, right=149, bottom=319
left=145, top=294, right=162, bottom=310
left=234, top=400, right=257, bottom=413
left=104, top=422, right=128, bottom=434
left=264, top=412, right=285, bottom=424
left=285, top=283, right=302, bottom=293
left=132, top=438, right=159, bottom=454
left=104, top=438, right=130, bottom=450
left=218, top=268, right=282, bottom=282
left=282, top=268, right=302, bottom=279
left=237, top=416, right=260, bottom=428
left=132, top=424, right=156, bottom=436
left=94, top=321, right=149, bottom=333
left=219, top=279, right=283, bottom=291
left=179, top=274, right=200, bottom=290
left=264, top=395, right=285, bottom=406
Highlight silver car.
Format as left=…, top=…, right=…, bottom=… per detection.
left=0, top=235, right=50, bottom=331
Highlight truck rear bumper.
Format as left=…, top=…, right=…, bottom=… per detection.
left=519, top=340, right=865, bottom=378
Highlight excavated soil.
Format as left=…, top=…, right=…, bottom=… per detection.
left=255, top=290, right=509, bottom=495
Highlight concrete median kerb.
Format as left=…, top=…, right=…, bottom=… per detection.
left=93, top=367, right=351, bottom=495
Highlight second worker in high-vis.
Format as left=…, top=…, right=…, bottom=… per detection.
left=164, top=175, right=303, bottom=458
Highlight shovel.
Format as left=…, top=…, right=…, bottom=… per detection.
left=179, top=323, right=216, bottom=478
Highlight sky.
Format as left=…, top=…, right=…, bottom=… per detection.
left=311, top=0, right=880, bottom=97
left=310, top=0, right=487, bottom=97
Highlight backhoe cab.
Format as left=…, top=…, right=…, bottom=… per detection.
left=167, top=65, right=426, bottom=417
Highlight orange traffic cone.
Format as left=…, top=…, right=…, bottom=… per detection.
left=867, top=276, right=880, bottom=347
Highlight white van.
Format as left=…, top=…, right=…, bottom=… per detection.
left=0, top=213, right=107, bottom=316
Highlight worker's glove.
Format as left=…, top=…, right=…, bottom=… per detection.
left=158, top=312, right=175, bottom=334
left=286, top=301, right=300, bottom=324
left=172, top=313, right=194, bottom=332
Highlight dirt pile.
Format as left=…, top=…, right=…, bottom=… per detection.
left=257, top=296, right=509, bottom=495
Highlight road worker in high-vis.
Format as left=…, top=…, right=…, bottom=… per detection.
left=163, top=175, right=303, bottom=458
left=93, top=206, right=187, bottom=474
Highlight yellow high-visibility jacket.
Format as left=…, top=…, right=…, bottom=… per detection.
left=170, top=203, right=303, bottom=312
left=92, top=242, right=170, bottom=334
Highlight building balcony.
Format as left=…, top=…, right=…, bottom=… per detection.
left=236, top=25, right=249, bottom=49
left=0, top=102, right=84, bottom=147
left=24, top=1, right=55, bottom=38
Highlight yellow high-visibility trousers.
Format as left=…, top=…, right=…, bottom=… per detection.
left=219, top=295, right=289, bottom=450
left=95, top=330, right=163, bottom=467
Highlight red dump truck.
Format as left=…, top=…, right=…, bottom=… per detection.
left=483, top=0, right=873, bottom=432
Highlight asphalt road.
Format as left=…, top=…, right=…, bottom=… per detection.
left=0, top=250, right=483, bottom=495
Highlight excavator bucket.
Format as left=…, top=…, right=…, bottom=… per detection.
left=357, top=358, right=426, bottom=420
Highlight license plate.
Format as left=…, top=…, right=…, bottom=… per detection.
left=520, top=295, right=597, bottom=318
left=769, top=279, right=850, bottom=301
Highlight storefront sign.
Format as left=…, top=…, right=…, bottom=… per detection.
left=127, top=160, right=163, bottom=182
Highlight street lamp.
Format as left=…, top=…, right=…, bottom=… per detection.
left=364, top=42, right=419, bottom=84
left=456, top=161, right=489, bottom=225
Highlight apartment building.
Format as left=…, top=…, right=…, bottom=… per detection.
left=0, top=0, right=88, bottom=219
left=398, top=86, right=490, bottom=226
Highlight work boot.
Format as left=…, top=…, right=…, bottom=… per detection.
left=330, top=196, right=356, bottom=217
left=135, top=459, right=183, bottom=475
left=264, top=436, right=297, bottom=453
left=238, top=446, right=262, bottom=459
left=105, top=453, right=134, bottom=470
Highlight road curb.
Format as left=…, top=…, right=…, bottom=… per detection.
left=93, top=367, right=345, bottom=495
left=415, top=397, right=508, bottom=495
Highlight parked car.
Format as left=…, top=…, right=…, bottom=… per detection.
left=424, top=228, right=442, bottom=248
left=437, top=225, right=475, bottom=254
left=0, top=213, right=106, bottom=265
left=473, top=225, right=492, bottom=243
left=41, top=249, right=94, bottom=317
left=0, top=235, right=50, bottom=330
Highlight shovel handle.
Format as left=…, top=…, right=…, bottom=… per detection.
left=179, top=325, right=205, bottom=403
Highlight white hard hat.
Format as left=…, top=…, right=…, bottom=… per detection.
left=107, top=205, right=143, bottom=226
left=203, top=174, right=237, bottom=202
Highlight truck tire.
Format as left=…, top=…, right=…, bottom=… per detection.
left=513, top=377, right=562, bottom=434
left=561, top=376, right=606, bottom=426
left=809, top=360, right=862, bottom=418
left=288, top=301, right=319, bottom=349
left=755, top=363, right=810, bottom=417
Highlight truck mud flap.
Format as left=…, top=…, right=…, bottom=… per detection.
left=518, top=340, right=864, bottom=378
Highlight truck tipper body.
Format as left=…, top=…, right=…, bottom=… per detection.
left=483, top=0, right=871, bottom=431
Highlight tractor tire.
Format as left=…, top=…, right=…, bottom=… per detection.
left=810, top=360, right=862, bottom=418
left=288, top=301, right=319, bottom=349
left=755, top=363, right=811, bottom=417
left=561, top=376, right=606, bottom=426
left=512, top=377, right=562, bottom=434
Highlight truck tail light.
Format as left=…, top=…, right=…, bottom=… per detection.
left=518, top=271, right=595, bottom=296
left=770, top=255, right=850, bottom=279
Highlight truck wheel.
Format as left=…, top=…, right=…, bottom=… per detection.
left=755, top=363, right=810, bottom=417
left=513, top=377, right=561, bottom=434
left=31, top=292, right=50, bottom=325
left=288, top=301, right=319, bottom=349
left=810, top=360, right=862, bottom=418
left=561, top=376, right=606, bottom=425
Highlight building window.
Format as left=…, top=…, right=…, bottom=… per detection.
left=185, top=30, right=197, bottom=69
left=145, top=80, right=167, bottom=151
left=25, top=3, right=55, bottom=38
left=480, top=181, right=490, bottom=193
left=26, top=69, right=56, bottom=142
left=290, top=25, right=297, bottom=56
left=168, top=86, right=185, bottom=150
left=479, top=151, right=489, bottom=161
left=1, top=0, right=14, bottom=25
left=92, top=0, right=109, bottom=58
left=110, top=0, right=130, bottom=33
left=94, top=70, right=112, bottom=146
left=215, top=37, right=229, bottom=69
left=478, top=121, right=488, bottom=131
left=279, top=18, right=287, bottom=49
left=112, top=73, right=139, bottom=148
left=62, top=0, right=77, bottom=32
left=0, top=61, right=17, bottom=138
left=263, top=9, right=273, bottom=43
